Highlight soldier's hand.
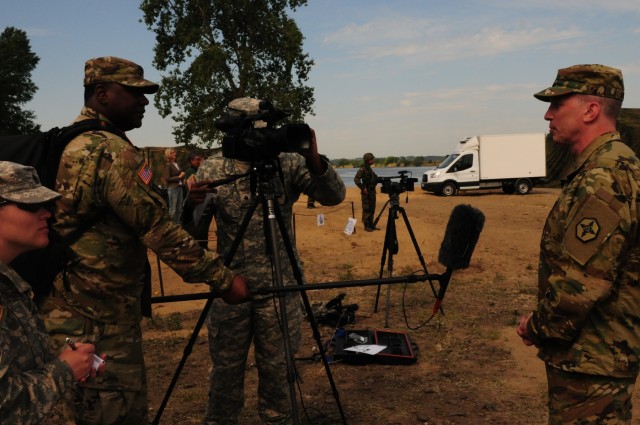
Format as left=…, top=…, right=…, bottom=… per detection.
left=517, top=312, right=534, bottom=346
left=188, top=180, right=216, bottom=205
left=221, top=275, right=252, bottom=305
left=300, top=128, right=326, bottom=175
left=59, top=343, right=97, bottom=382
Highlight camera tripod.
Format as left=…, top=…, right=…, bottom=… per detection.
left=152, top=160, right=347, bottom=425
left=372, top=191, right=433, bottom=327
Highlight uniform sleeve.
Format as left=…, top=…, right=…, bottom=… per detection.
left=0, top=327, right=74, bottom=423
left=99, top=143, right=234, bottom=291
left=354, top=168, right=364, bottom=189
left=528, top=167, right=633, bottom=345
left=290, top=154, right=346, bottom=206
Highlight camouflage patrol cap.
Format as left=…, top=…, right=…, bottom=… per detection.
left=228, top=97, right=263, bottom=115
left=84, top=56, right=159, bottom=94
left=363, top=152, right=375, bottom=161
left=534, top=64, right=624, bottom=101
left=0, top=161, right=61, bottom=204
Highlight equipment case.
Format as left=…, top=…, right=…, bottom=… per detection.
left=332, top=329, right=417, bottom=365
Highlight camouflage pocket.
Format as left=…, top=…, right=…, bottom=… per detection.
left=82, top=361, right=144, bottom=392
left=44, top=316, right=86, bottom=336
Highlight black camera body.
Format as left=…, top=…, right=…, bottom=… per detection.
left=215, top=100, right=312, bottom=161
left=378, top=170, right=418, bottom=194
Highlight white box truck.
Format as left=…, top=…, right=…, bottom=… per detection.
left=421, top=133, right=547, bottom=196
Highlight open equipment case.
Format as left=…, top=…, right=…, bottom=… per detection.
left=332, top=329, right=418, bottom=365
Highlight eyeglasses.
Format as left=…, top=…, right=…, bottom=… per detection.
left=0, top=199, right=55, bottom=213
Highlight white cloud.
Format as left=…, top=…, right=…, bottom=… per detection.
left=323, top=17, right=585, bottom=62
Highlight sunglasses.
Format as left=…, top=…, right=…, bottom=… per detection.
left=0, top=199, right=55, bottom=213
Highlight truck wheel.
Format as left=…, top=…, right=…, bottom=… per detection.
left=440, top=182, right=457, bottom=196
left=515, top=179, right=532, bottom=195
left=502, top=182, right=515, bottom=194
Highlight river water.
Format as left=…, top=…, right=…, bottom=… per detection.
left=335, top=166, right=434, bottom=187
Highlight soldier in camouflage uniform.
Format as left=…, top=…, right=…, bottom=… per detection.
left=0, top=162, right=99, bottom=424
left=196, top=98, right=346, bottom=424
left=517, top=65, right=640, bottom=424
left=39, top=57, right=249, bottom=425
left=354, top=152, right=379, bottom=231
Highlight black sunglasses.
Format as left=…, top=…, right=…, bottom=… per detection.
left=0, top=199, right=55, bottom=213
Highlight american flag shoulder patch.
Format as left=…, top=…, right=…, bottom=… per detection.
left=137, top=161, right=153, bottom=185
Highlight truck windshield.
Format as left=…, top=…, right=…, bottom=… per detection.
left=437, top=154, right=459, bottom=169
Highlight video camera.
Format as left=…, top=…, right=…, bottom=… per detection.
left=215, top=100, right=312, bottom=161
left=378, top=170, right=418, bottom=194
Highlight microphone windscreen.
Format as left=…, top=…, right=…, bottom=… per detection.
left=438, top=204, right=485, bottom=270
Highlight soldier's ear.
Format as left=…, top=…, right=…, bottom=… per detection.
left=94, top=84, right=111, bottom=105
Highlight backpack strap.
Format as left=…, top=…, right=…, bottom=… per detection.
left=43, top=119, right=127, bottom=189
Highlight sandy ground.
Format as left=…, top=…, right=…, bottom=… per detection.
left=42, top=185, right=640, bottom=425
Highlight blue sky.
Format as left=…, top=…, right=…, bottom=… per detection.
left=2, top=0, right=640, bottom=158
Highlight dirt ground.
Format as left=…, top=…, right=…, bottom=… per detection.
left=41, top=186, right=640, bottom=425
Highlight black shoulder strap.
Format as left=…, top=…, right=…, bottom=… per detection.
left=43, top=119, right=125, bottom=189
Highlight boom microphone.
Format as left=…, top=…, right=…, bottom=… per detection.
left=433, top=204, right=485, bottom=313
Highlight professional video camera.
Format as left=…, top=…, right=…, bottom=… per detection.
left=215, top=100, right=312, bottom=161
left=378, top=170, right=418, bottom=194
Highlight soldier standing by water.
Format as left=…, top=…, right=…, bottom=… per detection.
left=354, top=152, right=379, bottom=231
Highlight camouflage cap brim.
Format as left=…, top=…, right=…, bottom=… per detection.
left=533, top=87, right=576, bottom=101
left=2, top=185, right=61, bottom=204
left=118, top=79, right=159, bottom=94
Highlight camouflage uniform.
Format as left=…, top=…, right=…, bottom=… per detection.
left=0, top=263, right=75, bottom=424
left=0, top=162, right=73, bottom=424
left=528, top=65, right=640, bottom=424
left=354, top=153, right=378, bottom=230
left=40, top=57, right=235, bottom=425
left=197, top=121, right=345, bottom=423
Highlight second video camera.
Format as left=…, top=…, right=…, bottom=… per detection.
left=378, top=170, right=418, bottom=194
left=215, top=100, right=312, bottom=161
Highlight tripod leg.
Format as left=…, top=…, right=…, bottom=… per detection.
left=152, top=295, right=215, bottom=425
left=273, top=201, right=348, bottom=425
left=372, top=199, right=389, bottom=228
left=383, top=214, right=397, bottom=328
left=373, top=225, right=390, bottom=312
left=263, top=198, right=300, bottom=424
left=398, top=207, right=442, bottom=313
left=152, top=196, right=262, bottom=425
left=399, top=207, right=428, bottom=273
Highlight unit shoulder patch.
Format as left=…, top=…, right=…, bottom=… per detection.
left=563, top=194, right=622, bottom=266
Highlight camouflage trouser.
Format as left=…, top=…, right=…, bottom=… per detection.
left=546, top=365, right=635, bottom=425
left=361, top=190, right=376, bottom=228
left=203, top=294, right=302, bottom=425
left=45, top=314, right=148, bottom=425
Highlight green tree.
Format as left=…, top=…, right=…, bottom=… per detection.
left=140, top=0, right=314, bottom=147
left=0, top=27, right=40, bottom=135
left=412, top=156, right=425, bottom=166
left=384, top=156, right=398, bottom=166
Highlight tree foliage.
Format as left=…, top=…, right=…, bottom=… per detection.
left=140, top=0, right=315, bottom=147
left=0, top=27, right=40, bottom=135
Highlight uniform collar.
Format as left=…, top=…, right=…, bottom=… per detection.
left=563, top=131, right=620, bottom=183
